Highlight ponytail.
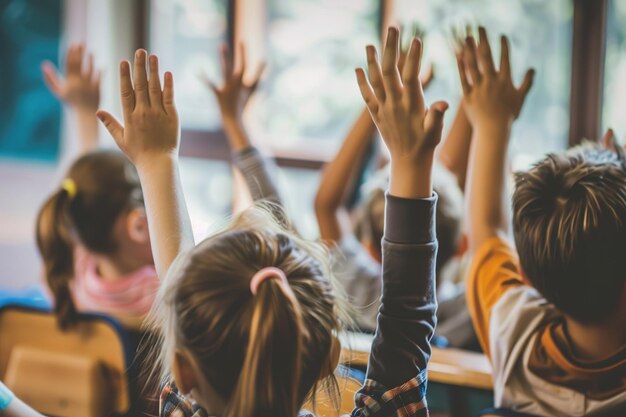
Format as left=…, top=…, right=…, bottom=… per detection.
left=36, top=189, right=78, bottom=329
left=227, top=279, right=306, bottom=417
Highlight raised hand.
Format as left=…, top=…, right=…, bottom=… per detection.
left=96, top=49, right=179, bottom=167
left=457, top=27, right=534, bottom=130
left=204, top=43, right=264, bottom=123
left=356, top=26, right=448, bottom=199
left=42, top=44, right=100, bottom=112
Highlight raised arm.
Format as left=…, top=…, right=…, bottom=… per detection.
left=42, top=44, right=101, bottom=154
left=205, top=44, right=282, bottom=205
left=352, top=27, right=446, bottom=416
left=459, top=28, right=534, bottom=252
left=97, top=50, right=194, bottom=278
left=437, top=100, right=472, bottom=190
left=314, top=108, right=377, bottom=241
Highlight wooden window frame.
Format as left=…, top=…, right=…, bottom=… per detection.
left=139, top=0, right=610, bottom=168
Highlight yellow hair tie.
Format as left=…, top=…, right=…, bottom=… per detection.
left=61, top=178, right=77, bottom=199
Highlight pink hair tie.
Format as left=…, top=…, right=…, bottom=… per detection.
left=250, top=267, right=289, bottom=295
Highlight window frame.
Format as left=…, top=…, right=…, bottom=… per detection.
left=138, top=0, right=608, bottom=169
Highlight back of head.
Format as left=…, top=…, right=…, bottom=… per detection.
left=36, top=150, right=143, bottom=329
left=152, top=205, right=343, bottom=417
left=355, top=164, right=463, bottom=272
left=513, top=145, right=626, bottom=323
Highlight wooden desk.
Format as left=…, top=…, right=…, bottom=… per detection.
left=340, top=332, right=493, bottom=391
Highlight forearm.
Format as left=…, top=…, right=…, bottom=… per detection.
left=315, top=108, right=376, bottom=240
left=437, top=101, right=472, bottom=190
left=232, top=147, right=282, bottom=205
left=466, top=123, right=511, bottom=251
left=389, top=153, right=434, bottom=199
left=136, top=155, right=194, bottom=278
left=72, top=108, right=100, bottom=154
left=366, top=193, right=437, bottom=387
left=222, top=117, right=251, bottom=153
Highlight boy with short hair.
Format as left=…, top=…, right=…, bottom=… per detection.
left=460, top=27, right=626, bottom=416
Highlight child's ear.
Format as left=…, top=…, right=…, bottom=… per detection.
left=126, top=207, right=150, bottom=243
left=172, top=350, right=199, bottom=395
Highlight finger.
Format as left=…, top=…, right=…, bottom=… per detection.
left=381, top=27, right=402, bottom=98
left=420, top=64, right=435, bottom=89
left=355, top=68, right=379, bottom=120
left=602, top=128, right=615, bottom=149
left=163, top=71, right=176, bottom=114
left=66, top=44, right=83, bottom=75
left=84, top=53, right=94, bottom=79
left=499, top=35, right=511, bottom=79
left=477, top=27, right=496, bottom=75
left=366, top=45, right=386, bottom=102
left=220, top=42, right=233, bottom=80
left=41, top=61, right=64, bottom=97
left=198, top=71, right=219, bottom=94
left=249, top=61, right=266, bottom=93
left=402, top=37, right=425, bottom=109
left=133, top=49, right=150, bottom=106
left=464, top=36, right=481, bottom=85
left=423, top=101, right=449, bottom=143
left=518, top=68, right=535, bottom=98
left=456, top=55, right=471, bottom=96
left=92, top=69, right=102, bottom=88
left=233, top=43, right=245, bottom=81
left=96, top=110, right=124, bottom=143
left=119, top=60, right=135, bottom=115
left=148, top=54, right=163, bottom=107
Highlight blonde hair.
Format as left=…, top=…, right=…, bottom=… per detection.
left=145, top=204, right=346, bottom=417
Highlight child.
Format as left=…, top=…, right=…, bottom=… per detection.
left=460, top=28, right=626, bottom=415
left=96, top=25, right=445, bottom=416
left=36, top=45, right=157, bottom=328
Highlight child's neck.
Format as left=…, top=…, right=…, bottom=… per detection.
left=94, top=251, right=148, bottom=282
left=565, top=314, right=626, bottom=361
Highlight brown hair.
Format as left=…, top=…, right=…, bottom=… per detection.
left=513, top=144, right=626, bottom=323
left=355, top=164, right=464, bottom=272
left=147, top=206, right=344, bottom=417
left=36, top=150, right=143, bottom=329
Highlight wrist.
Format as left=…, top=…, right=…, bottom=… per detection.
left=134, top=152, right=178, bottom=175
left=222, top=117, right=251, bottom=151
left=389, top=153, right=435, bottom=199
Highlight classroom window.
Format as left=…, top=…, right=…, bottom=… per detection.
left=391, top=0, right=573, bottom=169
left=149, top=0, right=228, bottom=130
left=0, top=0, right=62, bottom=160
left=603, top=0, right=626, bottom=136
left=247, top=0, right=381, bottom=159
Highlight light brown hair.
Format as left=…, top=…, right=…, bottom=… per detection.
left=513, top=144, right=626, bottom=323
left=147, top=205, right=345, bottom=417
left=355, top=164, right=464, bottom=272
left=35, top=150, right=143, bottom=329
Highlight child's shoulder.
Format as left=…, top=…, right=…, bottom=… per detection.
left=160, top=380, right=208, bottom=417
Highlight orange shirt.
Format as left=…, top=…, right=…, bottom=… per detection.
left=466, top=237, right=626, bottom=415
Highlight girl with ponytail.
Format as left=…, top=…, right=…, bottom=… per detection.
left=36, top=45, right=156, bottom=329
left=100, top=28, right=440, bottom=417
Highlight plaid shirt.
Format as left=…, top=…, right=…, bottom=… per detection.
left=160, top=369, right=428, bottom=417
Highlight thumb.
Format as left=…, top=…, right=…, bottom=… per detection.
left=602, top=128, right=615, bottom=150
left=519, top=68, right=535, bottom=99
left=424, top=100, right=449, bottom=139
left=96, top=110, right=124, bottom=144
